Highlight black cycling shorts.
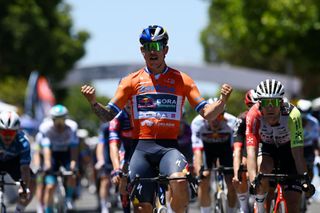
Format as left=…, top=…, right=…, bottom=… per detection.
left=258, top=142, right=302, bottom=192
left=203, top=142, right=233, bottom=174
left=128, top=139, right=188, bottom=204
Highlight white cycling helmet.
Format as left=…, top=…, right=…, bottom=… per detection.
left=207, top=97, right=219, bottom=104
left=256, top=79, right=285, bottom=99
left=297, top=99, right=312, bottom=113
left=49, top=104, right=68, bottom=118
left=0, top=111, right=20, bottom=130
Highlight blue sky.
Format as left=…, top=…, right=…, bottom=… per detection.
left=66, top=0, right=218, bottom=97
left=66, top=0, right=210, bottom=66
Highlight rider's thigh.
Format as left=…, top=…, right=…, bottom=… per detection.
left=129, top=150, right=157, bottom=204
left=159, top=149, right=188, bottom=175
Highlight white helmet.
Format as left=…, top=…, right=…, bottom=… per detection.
left=207, top=97, right=219, bottom=104
left=256, top=79, right=285, bottom=99
left=49, top=104, right=68, bottom=118
left=297, top=99, right=312, bottom=113
left=0, top=111, right=20, bottom=130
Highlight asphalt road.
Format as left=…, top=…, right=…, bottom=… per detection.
left=4, top=172, right=320, bottom=213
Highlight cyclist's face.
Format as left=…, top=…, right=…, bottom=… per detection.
left=0, top=129, right=17, bottom=145
left=53, top=117, right=66, bottom=130
left=141, top=42, right=168, bottom=71
left=209, top=113, right=224, bottom=130
left=260, top=99, right=281, bottom=124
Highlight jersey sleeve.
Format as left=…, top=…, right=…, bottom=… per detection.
left=182, top=73, right=207, bottom=113
left=109, top=117, right=121, bottom=145
left=18, top=133, right=31, bottom=165
left=68, top=120, right=79, bottom=148
left=234, top=117, right=246, bottom=147
left=191, top=117, right=204, bottom=151
left=246, top=106, right=260, bottom=147
left=108, top=75, right=133, bottom=114
left=288, top=107, right=304, bottom=148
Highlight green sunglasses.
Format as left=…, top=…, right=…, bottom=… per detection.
left=260, top=99, right=281, bottom=108
left=143, top=42, right=165, bottom=52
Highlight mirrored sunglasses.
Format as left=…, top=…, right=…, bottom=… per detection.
left=260, top=99, right=281, bottom=108
left=143, top=42, right=165, bottom=52
left=0, top=129, right=17, bottom=137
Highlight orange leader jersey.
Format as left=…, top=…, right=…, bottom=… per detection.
left=108, top=67, right=207, bottom=140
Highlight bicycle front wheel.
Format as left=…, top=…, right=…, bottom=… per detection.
left=215, top=192, right=227, bottom=213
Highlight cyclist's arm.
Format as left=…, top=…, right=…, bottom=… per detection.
left=233, top=144, right=242, bottom=178
left=32, top=132, right=43, bottom=170
left=20, top=165, right=30, bottom=187
left=191, top=117, right=204, bottom=175
left=183, top=73, right=231, bottom=120
left=246, top=109, right=259, bottom=182
left=289, top=107, right=307, bottom=175
left=109, top=117, right=121, bottom=170
left=233, top=118, right=245, bottom=177
left=19, top=133, right=31, bottom=187
left=193, top=149, right=203, bottom=176
left=82, top=76, right=133, bottom=122
left=70, top=146, right=78, bottom=170
left=96, top=142, right=105, bottom=164
left=70, top=127, right=79, bottom=170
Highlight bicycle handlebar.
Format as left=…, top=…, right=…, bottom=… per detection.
left=251, top=172, right=315, bottom=195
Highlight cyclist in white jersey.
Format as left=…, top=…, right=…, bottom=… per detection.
left=246, top=79, right=314, bottom=213
left=297, top=99, right=319, bottom=180
left=192, top=98, right=238, bottom=213
left=38, top=105, right=79, bottom=213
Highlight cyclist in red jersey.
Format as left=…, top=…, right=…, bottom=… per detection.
left=81, top=25, right=232, bottom=213
left=232, top=89, right=258, bottom=213
left=246, top=79, right=313, bottom=213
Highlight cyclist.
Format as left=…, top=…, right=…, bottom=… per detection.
left=232, top=89, right=258, bottom=213
left=0, top=110, right=34, bottom=213
left=191, top=98, right=238, bottom=213
left=38, top=105, right=79, bottom=213
left=95, top=122, right=113, bottom=213
left=109, top=104, right=135, bottom=213
left=296, top=99, right=319, bottom=179
left=81, top=24, right=233, bottom=213
left=246, top=79, right=314, bottom=213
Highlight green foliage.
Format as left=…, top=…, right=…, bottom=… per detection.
left=0, top=77, right=27, bottom=112
left=201, top=0, right=320, bottom=98
left=63, top=86, right=109, bottom=136
left=0, top=0, right=89, bottom=83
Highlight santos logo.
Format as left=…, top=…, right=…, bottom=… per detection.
left=156, top=99, right=176, bottom=105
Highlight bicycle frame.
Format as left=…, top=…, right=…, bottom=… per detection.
left=271, top=183, right=288, bottom=213
left=211, top=167, right=233, bottom=213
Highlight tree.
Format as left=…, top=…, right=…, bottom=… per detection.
left=201, top=0, right=320, bottom=98
left=0, top=0, right=89, bottom=82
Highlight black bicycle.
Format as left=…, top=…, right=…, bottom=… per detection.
left=0, top=171, right=27, bottom=213
left=128, top=172, right=198, bottom=213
